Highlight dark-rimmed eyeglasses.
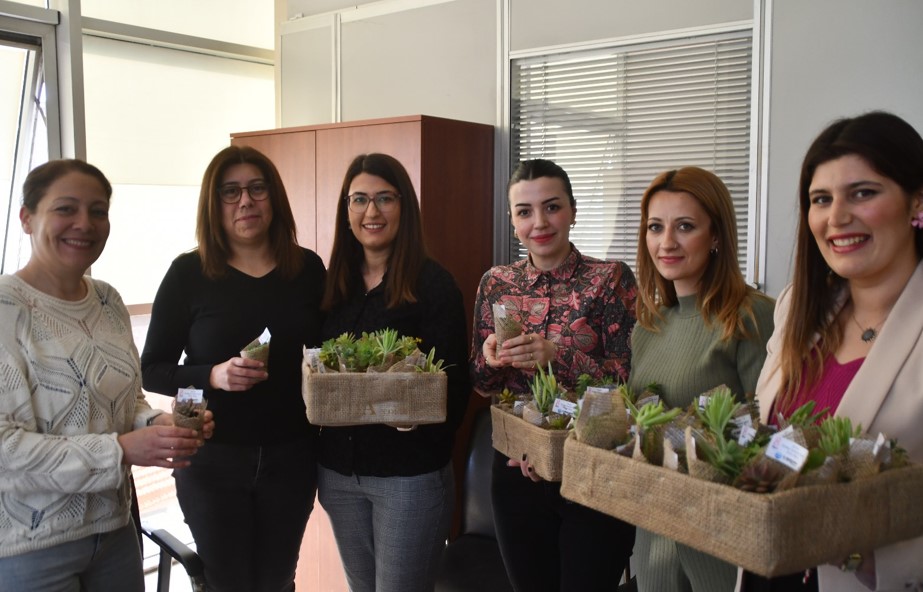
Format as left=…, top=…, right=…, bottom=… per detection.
left=346, top=192, right=400, bottom=213
left=218, top=182, right=270, bottom=204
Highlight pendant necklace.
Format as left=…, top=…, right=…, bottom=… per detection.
left=851, top=311, right=886, bottom=343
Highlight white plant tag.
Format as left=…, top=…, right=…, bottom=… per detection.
left=873, top=432, right=887, bottom=456
left=698, top=394, right=709, bottom=410
left=177, top=387, right=204, bottom=404
left=304, top=347, right=326, bottom=373
left=512, top=400, right=526, bottom=417
left=257, top=327, right=271, bottom=345
left=663, top=441, right=680, bottom=471
left=738, top=424, right=757, bottom=446
left=766, top=429, right=809, bottom=471
left=585, top=385, right=616, bottom=395
left=552, top=398, right=578, bottom=417
left=637, top=395, right=660, bottom=407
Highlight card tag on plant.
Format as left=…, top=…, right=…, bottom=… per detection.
left=177, top=387, right=204, bottom=404
left=552, top=398, right=578, bottom=417
left=663, top=440, right=680, bottom=471
left=766, top=426, right=809, bottom=471
left=738, top=424, right=757, bottom=446
left=512, top=400, right=526, bottom=417
left=304, top=347, right=327, bottom=373
left=637, top=394, right=660, bottom=407
left=697, top=394, right=710, bottom=410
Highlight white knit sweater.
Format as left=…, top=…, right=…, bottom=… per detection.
left=0, top=275, right=159, bottom=558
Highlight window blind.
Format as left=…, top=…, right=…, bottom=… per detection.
left=510, top=31, right=753, bottom=273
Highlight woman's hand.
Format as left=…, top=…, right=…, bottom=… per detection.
left=496, top=333, right=556, bottom=370
left=118, top=424, right=206, bottom=469
left=507, top=456, right=543, bottom=482
left=209, top=357, right=268, bottom=391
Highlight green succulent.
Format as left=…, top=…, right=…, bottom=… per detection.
left=695, top=431, right=755, bottom=479
left=530, top=362, right=561, bottom=414
left=696, top=386, right=741, bottom=438
left=817, top=416, right=861, bottom=457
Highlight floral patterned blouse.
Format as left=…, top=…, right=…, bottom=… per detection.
left=470, top=246, right=637, bottom=395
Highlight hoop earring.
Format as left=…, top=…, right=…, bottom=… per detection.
left=709, top=247, right=718, bottom=256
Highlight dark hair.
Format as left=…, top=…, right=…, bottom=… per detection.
left=196, top=145, right=303, bottom=280
left=22, top=159, right=112, bottom=211
left=636, top=166, right=766, bottom=340
left=507, top=159, right=576, bottom=209
left=322, top=153, right=427, bottom=310
left=778, top=111, right=923, bottom=405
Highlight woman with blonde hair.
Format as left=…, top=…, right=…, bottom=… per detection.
left=629, top=166, right=775, bottom=592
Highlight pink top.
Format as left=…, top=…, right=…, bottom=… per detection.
left=771, top=353, right=863, bottom=425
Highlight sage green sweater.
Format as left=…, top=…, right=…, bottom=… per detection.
left=628, top=291, right=775, bottom=592
left=628, top=292, right=775, bottom=407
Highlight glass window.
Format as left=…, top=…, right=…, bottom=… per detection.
left=510, top=30, right=754, bottom=276
left=83, top=35, right=274, bottom=305
left=1, top=27, right=49, bottom=274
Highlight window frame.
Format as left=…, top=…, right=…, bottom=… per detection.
left=502, top=21, right=763, bottom=285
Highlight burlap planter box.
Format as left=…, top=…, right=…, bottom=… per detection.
left=302, top=364, right=447, bottom=427
left=490, top=404, right=569, bottom=481
left=560, top=434, right=923, bottom=577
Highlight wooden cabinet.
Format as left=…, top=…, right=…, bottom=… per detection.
left=230, top=115, right=495, bottom=592
left=231, top=115, right=495, bottom=326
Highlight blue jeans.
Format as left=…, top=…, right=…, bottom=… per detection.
left=174, top=439, right=316, bottom=592
left=317, top=464, right=454, bottom=592
left=0, top=521, right=143, bottom=592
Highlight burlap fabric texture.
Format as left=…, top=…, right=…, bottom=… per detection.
left=560, top=434, right=923, bottom=577
left=490, top=404, right=569, bottom=481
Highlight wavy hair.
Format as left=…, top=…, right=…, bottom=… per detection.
left=636, top=166, right=766, bottom=341
left=776, top=111, right=923, bottom=407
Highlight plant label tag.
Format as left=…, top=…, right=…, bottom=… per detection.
left=513, top=400, right=526, bottom=416
left=766, top=431, right=809, bottom=471
left=637, top=394, right=660, bottom=407
left=586, top=385, right=616, bottom=395
left=663, top=446, right=679, bottom=471
left=552, top=398, right=578, bottom=417
left=732, top=414, right=753, bottom=430
left=698, top=395, right=710, bottom=410
left=177, top=388, right=204, bottom=404
left=873, top=432, right=886, bottom=456
left=738, top=424, right=757, bottom=446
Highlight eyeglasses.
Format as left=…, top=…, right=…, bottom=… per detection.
left=218, top=182, right=270, bottom=204
left=346, top=192, right=400, bottom=213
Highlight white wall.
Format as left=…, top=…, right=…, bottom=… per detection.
left=762, top=0, right=923, bottom=296
left=278, top=0, right=923, bottom=293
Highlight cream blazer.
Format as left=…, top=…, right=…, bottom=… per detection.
left=738, top=261, right=923, bottom=591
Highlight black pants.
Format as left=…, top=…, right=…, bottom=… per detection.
left=491, top=452, right=635, bottom=592
left=174, top=439, right=317, bottom=592
left=741, top=569, right=818, bottom=592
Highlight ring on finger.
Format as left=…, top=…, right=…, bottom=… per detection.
left=529, top=352, right=534, bottom=360
left=529, top=335, right=533, bottom=343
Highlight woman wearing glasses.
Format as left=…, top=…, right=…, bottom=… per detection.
left=141, top=145, right=326, bottom=592
left=317, top=153, right=470, bottom=592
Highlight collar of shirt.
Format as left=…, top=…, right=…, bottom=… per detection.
left=522, top=245, right=581, bottom=287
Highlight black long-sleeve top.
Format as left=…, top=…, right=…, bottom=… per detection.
left=141, top=249, right=326, bottom=446
left=319, top=259, right=471, bottom=477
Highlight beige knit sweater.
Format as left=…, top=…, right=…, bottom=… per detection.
left=0, top=275, right=159, bottom=558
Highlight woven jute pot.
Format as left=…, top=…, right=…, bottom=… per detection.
left=490, top=404, right=569, bottom=481
left=302, top=362, right=446, bottom=427
left=560, top=434, right=923, bottom=577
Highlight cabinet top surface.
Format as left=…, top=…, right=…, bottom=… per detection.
left=230, top=114, right=493, bottom=138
